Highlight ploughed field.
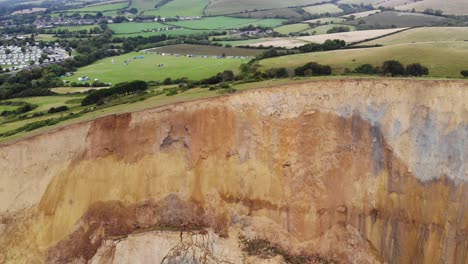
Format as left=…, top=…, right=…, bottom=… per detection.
left=0, top=79, right=466, bottom=263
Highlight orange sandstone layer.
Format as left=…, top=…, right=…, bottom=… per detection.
left=0, top=79, right=466, bottom=263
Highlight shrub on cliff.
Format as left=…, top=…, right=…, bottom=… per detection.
left=48, top=105, right=69, bottom=114
left=263, top=67, right=289, bottom=79
left=405, top=63, right=429, bottom=76
left=354, top=64, right=378, bottom=75
left=461, top=70, right=468, bottom=77
left=381, top=60, right=406, bottom=76
left=81, top=80, right=148, bottom=106
left=294, top=62, right=332, bottom=76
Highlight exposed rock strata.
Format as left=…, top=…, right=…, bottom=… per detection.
left=0, top=79, right=466, bottom=263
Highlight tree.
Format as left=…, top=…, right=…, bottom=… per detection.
left=405, top=63, right=429, bottom=76
left=295, top=62, right=332, bottom=76
left=221, top=70, right=234, bottom=82
left=354, top=64, right=377, bottom=75
left=113, top=16, right=128, bottom=23
left=29, top=60, right=35, bottom=65
left=264, top=67, right=289, bottom=78
left=96, top=12, right=103, bottom=18
left=326, top=26, right=350, bottom=34
left=461, top=70, right=468, bottom=77
left=381, top=60, right=405, bottom=76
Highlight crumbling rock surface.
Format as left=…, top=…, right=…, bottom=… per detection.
left=0, top=79, right=466, bottom=264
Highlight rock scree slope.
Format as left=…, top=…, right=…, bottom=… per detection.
left=0, top=79, right=466, bottom=264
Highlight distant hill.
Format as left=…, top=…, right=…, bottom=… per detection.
left=338, top=0, right=468, bottom=15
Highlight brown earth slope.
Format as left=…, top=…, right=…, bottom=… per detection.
left=0, top=79, right=466, bottom=263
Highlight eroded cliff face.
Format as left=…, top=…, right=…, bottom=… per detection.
left=0, top=79, right=466, bottom=264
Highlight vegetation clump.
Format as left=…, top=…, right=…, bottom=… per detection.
left=0, top=101, right=37, bottom=116
left=240, top=236, right=336, bottom=264
left=327, top=26, right=351, bottom=34
left=353, top=61, right=429, bottom=77
left=295, top=62, right=332, bottom=76
left=48, top=105, right=69, bottom=114
left=81, top=80, right=148, bottom=106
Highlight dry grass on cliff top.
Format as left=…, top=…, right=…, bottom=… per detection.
left=0, top=77, right=465, bottom=144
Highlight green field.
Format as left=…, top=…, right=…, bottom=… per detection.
left=231, top=8, right=303, bottom=19
left=46, top=25, right=100, bottom=32
left=130, top=0, right=164, bottom=11
left=63, top=51, right=249, bottom=84
left=7, top=95, right=82, bottom=115
left=109, top=22, right=168, bottom=34
left=274, top=23, right=310, bottom=34
left=0, top=105, right=18, bottom=112
left=69, top=1, right=128, bottom=12
left=51, top=6, right=122, bottom=17
left=347, top=11, right=446, bottom=27
left=303, top=4, right=343, bottom=15
left=143, top=0, right=209, bottom=17
left=260, top=42, right=468, bottom=78
left=205, top=0, right=332, bottom=15
left=148, top=44, right=262, bottom=56
left=362, top=27, right=468, bottom=46
left=112, top=28, right=212, bottom=37
left=305, top=17, right=346, bottom=24
left=166, top=17, right=285, bottom=30
left=35, top=34, right=57, bottom=41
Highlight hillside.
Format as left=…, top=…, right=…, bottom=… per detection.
left=338, top=0, right=468, bottom=15
left=260, top=42, right=468, bottom=78
left=0, top=79, right=466, bottom=263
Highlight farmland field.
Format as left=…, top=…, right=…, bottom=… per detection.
left=395, top=0, right=468, bottom=15
left=11, top=7, right=46, bottom=15
left=47, top=25, right=100, bottom=32
left=68, top=2, right=128, bottom=12
left=231, top=8, right=303, bottom=19
left=35, top=34, right=57, bottom=41
left=212, top=39, right=265, bottom=47
left=337, top=0, right=375, bottom=4
left=7, top=95, right=82, bottom=114
left=274, top=23, right=310, bottom=34
left=249, top=28, right=407, bottom=48
left=165, top=17, right=285, bottom=30
left=303, top=4, right=344, bottom=15
left=305, top=17, right=346, bottom=24
left=63, top=51, right=249, bottom=84
left=260, top=42, right=468, bottom=78
left=205, top=0, right=332, bottom=16
left=362, top=27, right=468, bottom=46
left=341, top=10, right=380, bottom=18
left=249, top=38, right=309, bottom=48
left=337, top=0, right=417, bottom=7
left=130, top=0, right=164, bottom=11
left=0, top=105, right=18, bottom=112
left=298, top=28, right=407, bottom=44
left=347, top=11, right=446, bottom=27
left=108, top=22, right=168, bottom=34
left=112, top=28, right=211, bottom=37
left=147, top=44, right=262, bottom=56
left=304, top=24, right=356, bottom=35
left=143, top=0, right=209, bottom=17
left=51, top=87, right=108, bottom=94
